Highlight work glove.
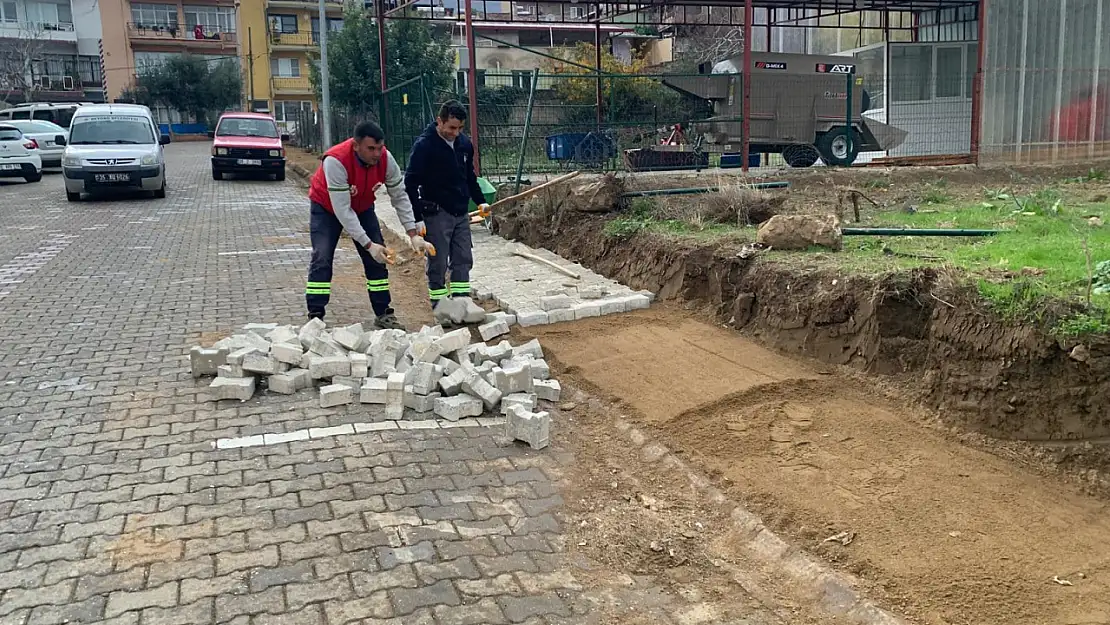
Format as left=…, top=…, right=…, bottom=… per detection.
left=476, top=203, right=491, bottom=218
left=367, top=241, right=395, bottom=265
left=415, top=221, right=426, bottom=236
left=409, top=233, right=436, bottom=257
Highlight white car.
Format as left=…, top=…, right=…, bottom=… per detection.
left=3, top=120, right=67, bottom=167
left=61, top=103, right=169, bottom=201
left=0, top=125, right=43, bottom=183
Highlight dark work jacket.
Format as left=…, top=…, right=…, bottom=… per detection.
left=404, top=123, right=486, bottom=220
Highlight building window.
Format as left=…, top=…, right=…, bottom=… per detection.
left=271, top=57, right=301, bottom=77
left=273, top=99, right=313, bottom=122
left=890, top=45, right=932, bottom=102
left=934, top=46, right=964, bottom=98
left=78, top=56, right=101, bottom=85
left=184, top=5, right=236, bottom=35
left=310, top=17, right=342, bottom=42
left=135, top=51, right=176, bottom=71
left=131, top=3, right=178, bottom=27
left=25, top=2, right=72, bottom=27
left=269, top=14, right=297, bottom=34
left=0, top=2, right=17, bottom=23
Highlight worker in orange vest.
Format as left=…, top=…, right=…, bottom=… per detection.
left=305, top=121, right=434, bottom=329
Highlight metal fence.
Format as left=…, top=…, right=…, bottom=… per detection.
left=288, top=67, right=1010, bottom=176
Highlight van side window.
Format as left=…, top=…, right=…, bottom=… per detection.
left=32, top=110, right=54, bottom=121
left=0, top=111, right=10, bottom=120
left=58, top=108, right=76, bottom=127
left=11, top=110, right=30, bottom=120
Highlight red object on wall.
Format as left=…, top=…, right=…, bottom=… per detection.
left=1047, top=85, right=1110, bottom=143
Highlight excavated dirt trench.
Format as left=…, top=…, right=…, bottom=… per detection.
left=497, top=201, right=1110, bottom=625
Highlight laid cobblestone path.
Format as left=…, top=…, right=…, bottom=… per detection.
left=0, top=143, right=786, bottom=625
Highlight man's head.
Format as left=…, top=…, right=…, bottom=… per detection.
left=436, top=100, right=468, bottom=142
left=352, top=121, right=386, bottom=165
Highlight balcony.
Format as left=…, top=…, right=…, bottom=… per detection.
left=272, top=76, right=313, bottom=95
left=269, top=31, right=315, bottom=49
left=126, top=23, right=238, bottom=48
left=265, top=0, right=343, bottom=13
left=0, top=21, right=78, bottom=43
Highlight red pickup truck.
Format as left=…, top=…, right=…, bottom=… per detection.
left=209, top=112, right=289, bottom=181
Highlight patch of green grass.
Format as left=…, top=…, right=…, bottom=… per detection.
left=1053, top=312, right=1110, bottom=338
left=863, top=178, right=889, bottom=190
left=1065, top=168, right=1108, bottom=184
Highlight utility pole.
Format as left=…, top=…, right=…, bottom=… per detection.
left=247, top=27, right=254, bottom=106
left=318, top=0, right=332, bottom=147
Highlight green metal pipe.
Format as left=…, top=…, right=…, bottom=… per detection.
left=841, top=228, right=1001, bottom=236
left=621, top=181, right=790, bottom=197
left=513, top=68, right=540, bottom=196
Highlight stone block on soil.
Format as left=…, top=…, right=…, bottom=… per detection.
left=287, top=368, right=312, bottom=390
left=501, top=392, right=538, bottom=416
left=479, top=319, right=510, bottom=341
left=756, top=214, right=842, bottom=251
left=272, top=342, right=304, bottom=365
left=492, top=363, right=533, bottom=395
left=404, top=386, right=440, bottom=413
left=268, top=372, right=299, bottom=395
left=435, top=328, right=472, bottom=354
left=385, top=372, right=405, bottom=419
left=309, top=334, right=347, bottom=358
left=547, top=308, right=575, bottom=324
left=533, top=379, right=561, bottom=402
left=540, top=294, right=573, bottom=311
left=333, top=323, right=367, bottom=351
left=349, top=352, right=369, bottom=378
left=512, top=339, right=544, bottom=360
left=439, top=366, right=468, bottom=396
left=517, top=311, right=549, bottom=327
left=242, top=352, right=281, bottom=375
left=309, top=355, right=350, bottom=380
left=265, top=324, right=299, bottom=345
left=298, top=317, right=327, bottom=348
left=461, top=368, right=502, bottom=409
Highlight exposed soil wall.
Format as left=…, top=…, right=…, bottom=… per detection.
left=494, top=208, right=1110, bottom=442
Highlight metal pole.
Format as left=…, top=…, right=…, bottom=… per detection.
left=377, top=0, right=389, bottom=125
left=464, top=0, right=480, bottom=174
left=318, top=0, right=332, bottom=147
left=514, top=68, right=540, bottom=195
left=594, top=18, right=603, bottom=128
left=741, top=0, right=753, bottom=173
left=1051, top=0, right=1067, bottom=163
left=970, top=0, right=986, bottom=164
left=247, top=26, right=254, bottom=104
left=1089, top=0, right=1103, bottom=158
left=1014, top=0, right=1028, bottom=161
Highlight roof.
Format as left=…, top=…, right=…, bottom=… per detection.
left=74, top=103, right=152, bottom=115
left=218, top=112, right=277, bottom=120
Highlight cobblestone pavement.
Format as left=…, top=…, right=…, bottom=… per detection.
left=0, top=143, right=785, bottom=625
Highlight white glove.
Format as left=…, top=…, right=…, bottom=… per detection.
left=367, top=242, right=394, bottom=265
left=409, top=234, right=436, bottom=257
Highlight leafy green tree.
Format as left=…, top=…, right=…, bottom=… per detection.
left=309, top=8, right=454, bottom=111
left=138, top=55, right=241, bottom=126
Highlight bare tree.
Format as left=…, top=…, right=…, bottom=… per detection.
left=0, top=23, right=50, bottom=100
left=673, top=24, right=745, bottom=67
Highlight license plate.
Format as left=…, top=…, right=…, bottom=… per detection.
left=0, top=164, right=19, bottom=171
left=44, top=141, right=54, bottom=147
left=95, top=173, right=131, bottom=182
left=237, top=159, right=262, bottom=166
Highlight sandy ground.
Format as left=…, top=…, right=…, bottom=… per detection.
left=525, top=306, right=1110, bottom=625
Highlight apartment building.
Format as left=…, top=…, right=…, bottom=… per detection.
left=99, top=0, right=239, bottom=104
left=237, top=0, right=344, bottom=127
left=0, top=0, right=105, bottom=103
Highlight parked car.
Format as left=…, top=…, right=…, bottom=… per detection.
left=60, top=103, right=170, bottom=202
left=4, top=120, right=68, bottom=167
left=0, top=124, right=43, bottom=183
left=0, top=102, right=88, bottom=128
left=210, top=113, right=288, bottom=181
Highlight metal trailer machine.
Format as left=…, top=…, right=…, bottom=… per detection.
left=662, top=52, right=909, bottom=167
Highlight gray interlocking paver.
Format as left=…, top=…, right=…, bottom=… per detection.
left=0, top=144, right=785, bottom=625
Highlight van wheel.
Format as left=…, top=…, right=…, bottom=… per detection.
left=817, top=127, right=861, bottom=167
left=154, top=183, right=166, bottom=199
left=275, top=169, right=286, bottom=182
left=67, top=191, right=80, bottom=202
left=24, top=171, right=42, bottom=183
left=782, top=145, right=819, bottom=168
left=212, top=169, right=222, bottom=180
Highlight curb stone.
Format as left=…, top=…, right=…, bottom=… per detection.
left=607, top=409, right=908, bottom=625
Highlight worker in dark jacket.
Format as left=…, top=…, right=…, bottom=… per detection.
left=404, top=101, right=490, bottom=317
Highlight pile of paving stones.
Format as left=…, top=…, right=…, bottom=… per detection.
left=189, top=315, right=557, bottom=449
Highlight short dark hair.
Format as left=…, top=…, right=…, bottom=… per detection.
left=438, top=100, right=468, bottom=123
left=353, top=121, right=385, bottom=142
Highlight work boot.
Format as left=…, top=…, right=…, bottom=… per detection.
left=374, top=312, right=405, bottom=330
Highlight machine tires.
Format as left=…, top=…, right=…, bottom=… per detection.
left=66, top=191, right=80, bottom=202
left=816, top=127, right=861, bottom=167
left=24, top=172, right=42, bottom=183
left=275, top=169, right=286, bottom=182
left=212, top=169, right=223, bottom=181
left=782, top=144, right=820, bottom=168
left=154, top=182, right=166, bottom=199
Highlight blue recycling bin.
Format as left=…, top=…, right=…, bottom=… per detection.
left=546, top=132, right=617, bottom=163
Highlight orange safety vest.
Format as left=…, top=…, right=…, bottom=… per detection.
left=307, top=138, right=389, bottom=214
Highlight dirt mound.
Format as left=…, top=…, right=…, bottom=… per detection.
left=493, top=206, right=1110, bottom=446
left=757, top=214, right=843, bottom=250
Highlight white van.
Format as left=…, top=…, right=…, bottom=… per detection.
left=59, top=104, right=171, bottom=202
left=0, top=102, right=87, bottom=127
